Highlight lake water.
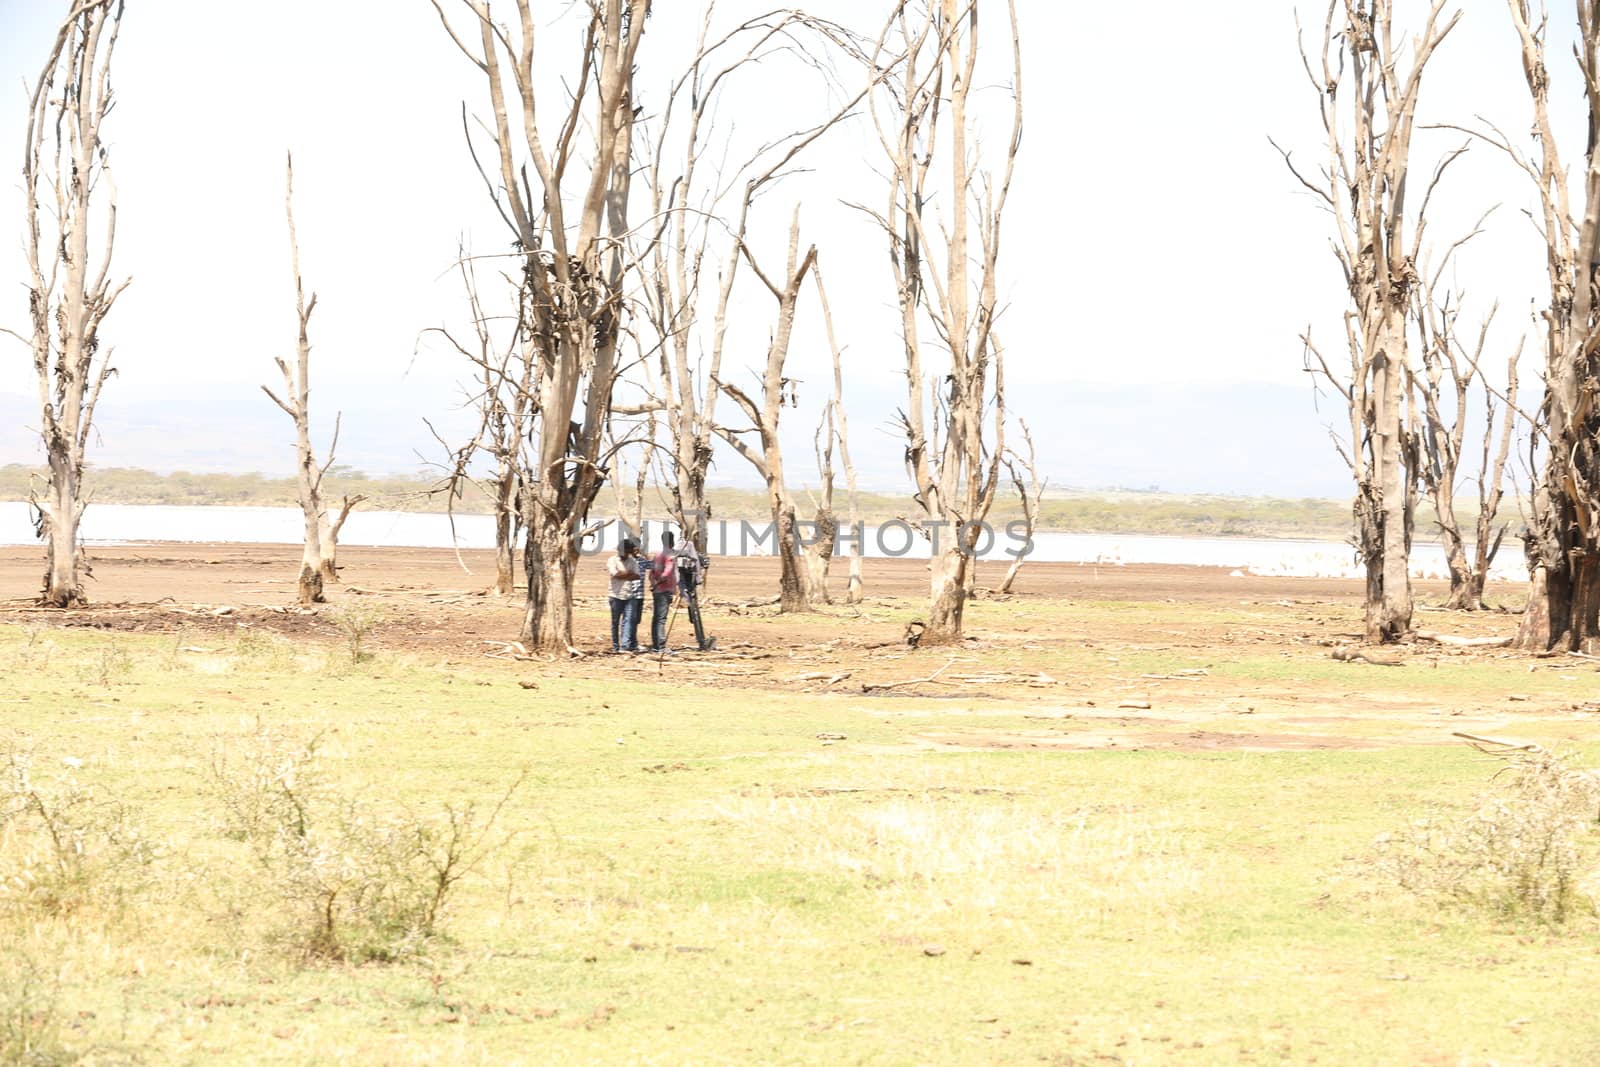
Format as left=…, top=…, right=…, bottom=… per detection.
left=0, top=500, right=1528, bottom=583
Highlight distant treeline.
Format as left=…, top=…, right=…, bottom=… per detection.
left=0, top=463, right=1399, bottom=540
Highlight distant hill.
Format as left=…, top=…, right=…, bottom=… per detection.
left=1, top=378, right=1352, bottom=498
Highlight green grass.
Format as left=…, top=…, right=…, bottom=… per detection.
left=1, top=622, right=1598, bottom=1065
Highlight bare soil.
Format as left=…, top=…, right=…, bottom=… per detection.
left=1, top=541, right=1575, bottom=754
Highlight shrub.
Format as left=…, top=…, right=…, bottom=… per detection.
left=328, top=603, right=386, bottom=665
left=1371, top=740, right=1600, bottom=925
left=233, top=628, right=293, bottom=669
left=0, top=742, right=159, bottom=918
left=72, top=642, right=130, bottom=688
left=206, top=728, right=521, bottom=962
left=0, top=944, right=68, bottom=1067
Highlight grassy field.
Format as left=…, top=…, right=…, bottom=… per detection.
left=2, top=596, right=1598, bottom=1066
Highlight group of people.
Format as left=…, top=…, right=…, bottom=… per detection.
left=606, top=531, right=681, bottom=653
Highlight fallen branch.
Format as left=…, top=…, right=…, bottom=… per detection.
left=1413, top=630, right=1513, bottom=649
left=481, top=639, right=536, bottom=661
left=862, top=658, right=957, bottom=693
left=1332, top=647, right=1405, bottom=666
left=1452, top=731, right=1543, bottom=754
left=790, top=670, right=854, bottom=687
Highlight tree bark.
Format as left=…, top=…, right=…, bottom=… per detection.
left=1281, top=0, right=1459, bottom=643
left=24, top=3, right=126, bottom=608
left=1499, top=0, right=1600, bottom=652
left=714, top=211, right=819, bottom=614
left=1370, top=314, right=1414, bottom=642
left=432, top=0, right=649, bottom=652
left=869, top=0, right=1020, bottom=644
left=263, top=154, right=336, bottom=607
left=493, top=461, right=517, bottom=596
left=639, top=13, right=865, bottom=584
left=41, top=471, right=86, bottom=608
left=998, top=417, right=1043, bottom=595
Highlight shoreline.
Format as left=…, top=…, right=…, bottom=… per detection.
left=0, top=497, right=1450, bottom=548
left=0, top=540, right=1480, bottom=617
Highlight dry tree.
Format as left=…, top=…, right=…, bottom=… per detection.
left=1276, top=0, right=1460, bottom=643
left=1454, top=0, right=1600, bottom=651
left=262, top=155, right=365, bottom=605
left=998, top=417, right=1044, bottom=596
left=1407, top=247, right=1520, bottom=611
left=12, top=2, right=129, bottom=607
left=636, top=7, right=868, bottom=591
left=862, top=0, right=1023, bottom=644
left=429, top=0, right=649, bottom=652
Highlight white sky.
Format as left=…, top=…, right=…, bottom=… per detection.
left=0, top=0, right=1582, bottom=476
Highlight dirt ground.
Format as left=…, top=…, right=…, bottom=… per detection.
left=2, top=541, right=1584, bottom=754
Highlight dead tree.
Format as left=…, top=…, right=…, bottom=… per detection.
left=812, top=257, right=862, bottom=604
left=641, top=12, right=798, bottom=563
left=714, top=210, right=817, bottom=613
left=802, top=383, right=839, bottom=607
left=1277, top=0, right=1460, bottom=644
left=430, top=0, right=648, bottom=652
left=422, top=247, right=530, bottom=596
left=262, top=156, right=365, bottom=605
left=639, top=9, right=866, bottom=569
left=14, top=2, right=128, bottom=608
left=865, top=0, right=1022, bottom=643
left=998, top=418, right=1044, bottom=595
left=1476, top=0, right=1600, bottom=650
left=1409, top=266, right=1521, bottom=610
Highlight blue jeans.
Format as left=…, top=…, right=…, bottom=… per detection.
left=610, top=596, right=643, bottom=651
left=651, top=591, right=675, bottom=650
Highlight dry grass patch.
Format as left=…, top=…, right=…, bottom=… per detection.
left=711, top=788, right=1210, bottom=934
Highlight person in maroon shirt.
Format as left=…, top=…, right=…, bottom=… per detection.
left=647, top=530, right=680, bottom=652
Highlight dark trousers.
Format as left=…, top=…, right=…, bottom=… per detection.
left=651, top=591, right=674, bottom=650
left=623, top=596, right=643, bottom=651
left=610, top=596, right=643, bottom=651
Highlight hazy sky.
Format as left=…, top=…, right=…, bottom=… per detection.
left=0, top=1, right=1582, bottom=484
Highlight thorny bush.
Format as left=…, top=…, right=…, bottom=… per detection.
left=205, top=726, right=522, bottom=962
left=1370, top=741, right=1600, bottom=925
left=0, top=740, right=159, bottom=918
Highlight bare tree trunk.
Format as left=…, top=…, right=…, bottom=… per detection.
left=426, top=247, right=528, bottom=598
left=1280, top=0, right=1459, bottom=643
left=803, top=513, right=838, bottom=606
left=998, top=419, right=1044, bottom=594
left=637, top=12, right=868, bottom=586
left=262, top=155, right=339, bottom=606
left=432, top=0, right=649, bottom=652
left=802, top=409, right=838, bottom=607
left=1495, top=1, right=1600, bottom=651
left=869, top=0, right=1021, bottom=644
left=1411, top=269, right=1518, bottom=611
left=1373, top=312, right=1415, bottom=640
left=811, top=259, right=863, bottom=604
left=319, top=494, right=364, bottom=585
left=20, top=2, right=128, bottom=608
left=1470, top=353, right=1518, bottom=606
left=493, top=459, right=517, bottom=595
left=715, top=210, right=819, bottom=614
